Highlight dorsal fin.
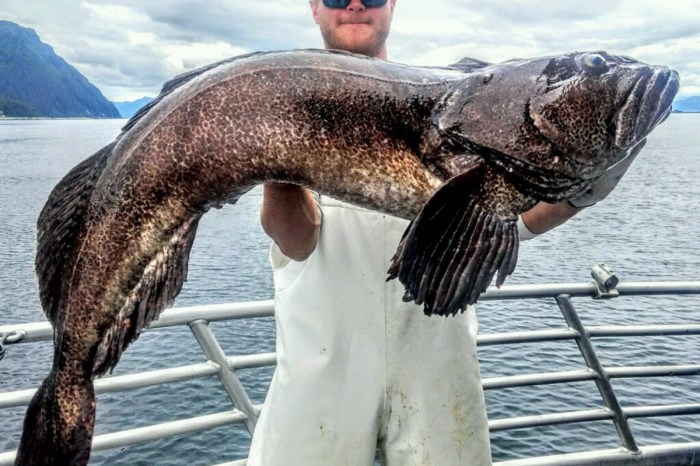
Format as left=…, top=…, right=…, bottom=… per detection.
left=448, top=56, right=491, bottom=73
left=35, top=143, right=115, bottom=324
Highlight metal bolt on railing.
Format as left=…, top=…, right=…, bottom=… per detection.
left=0, top=331, right=26, bottom=361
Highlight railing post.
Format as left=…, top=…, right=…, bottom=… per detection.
left=556, top=294, right=639, bottom=453
left=188, top=319, right=259, bottom=434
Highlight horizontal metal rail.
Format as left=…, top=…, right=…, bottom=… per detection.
left=483, top=364, right=700, bottom=391
left=477, top=281, right=700, bottom=300
left=489, top=403, right=700, bottom=432
left=0, top=300, right=277, bottom=342
left=496, top=441, right=700, bottom=466
left=1, top=277, right=699, bottom=465
left=588, top=324, right=700, bottom=337
left=0, top=410, right=256, bottom=465
left=3, top=281, right=700, bottom=340
left=483, top=369, right=597, bottom=389
left=490, top=408, right=615, bottom=432
left=0, top=353, right=277, bottom=409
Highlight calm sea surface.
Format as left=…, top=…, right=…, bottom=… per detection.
left=0, top=116, right=698, bottom=464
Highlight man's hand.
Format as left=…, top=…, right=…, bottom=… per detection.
left=567, top=139, right=646, bottom=209
left=260, top=183, right=321, bottom=261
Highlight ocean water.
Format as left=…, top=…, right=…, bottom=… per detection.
left=0, top=116, right=698, bottom=464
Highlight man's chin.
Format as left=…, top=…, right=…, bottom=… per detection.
left=331, top=34, right=379, bottom=56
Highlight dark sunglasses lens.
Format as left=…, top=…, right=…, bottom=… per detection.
left=322, top=0, right=388, bottom=7
left=322, top=0, right=351, bottom=7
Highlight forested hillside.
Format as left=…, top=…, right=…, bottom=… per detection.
left=0, top=21, right=120, bottom=118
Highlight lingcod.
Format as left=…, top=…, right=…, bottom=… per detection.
left=15, top=49, right=678, bottom=465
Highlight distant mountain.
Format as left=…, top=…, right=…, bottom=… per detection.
left=673, top=96, right=700, bottom=113
left=0, top=21, right=120, bottom=118
left=113, top=97, right=154, bottom=119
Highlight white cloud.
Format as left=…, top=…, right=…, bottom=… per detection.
left=160, top=41, right=249, bottom=76
left=81, top=2, right=149, bottom=25
left=0, top=0, right=697, bottom=100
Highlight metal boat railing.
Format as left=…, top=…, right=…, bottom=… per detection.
left=1, top=268, right=699, bottom=465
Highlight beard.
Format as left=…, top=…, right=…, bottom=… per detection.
left=320, top=20, right=391, bottom=58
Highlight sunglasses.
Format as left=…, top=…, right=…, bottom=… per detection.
left=322, top=0, right=388, bottom=8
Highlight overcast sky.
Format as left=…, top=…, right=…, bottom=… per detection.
left=2, top=0, right=698, bottom=102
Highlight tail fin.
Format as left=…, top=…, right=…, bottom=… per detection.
left=15, top=372, right=95, bottom=466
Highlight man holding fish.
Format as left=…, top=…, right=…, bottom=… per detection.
left=254, top=0, right=638, bottom=464
left=16, top=0, right=676, bottom=461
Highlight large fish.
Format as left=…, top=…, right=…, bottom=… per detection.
left=16, top=49, right=677, bottom=464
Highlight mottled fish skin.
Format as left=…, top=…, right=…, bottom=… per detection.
left=16, top=49, right=678, bottom=465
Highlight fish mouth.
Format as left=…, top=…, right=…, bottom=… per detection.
left=615, top=67, right=679, bottom=149
left=493, top=67, right=679, bottom=201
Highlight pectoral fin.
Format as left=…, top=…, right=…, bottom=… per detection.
left=388, top=163, right=520, bottom=316
left=92, top=214, right=202, bottom=376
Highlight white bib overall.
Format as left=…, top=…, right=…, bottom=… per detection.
left=248, top=197, right=492, bottom=465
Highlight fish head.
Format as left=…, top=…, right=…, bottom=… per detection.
left=528, top=52, right=679, bottom=170
left=435, top=51, right=679, bottom=199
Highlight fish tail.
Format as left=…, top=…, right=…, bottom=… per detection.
left=15, top=371, right=95, bottom=466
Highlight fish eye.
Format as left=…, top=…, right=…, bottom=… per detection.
left=582, top=53, right=608, bottom=73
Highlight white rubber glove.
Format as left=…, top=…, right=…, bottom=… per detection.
left=567, top=139, right=646, bottom=208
